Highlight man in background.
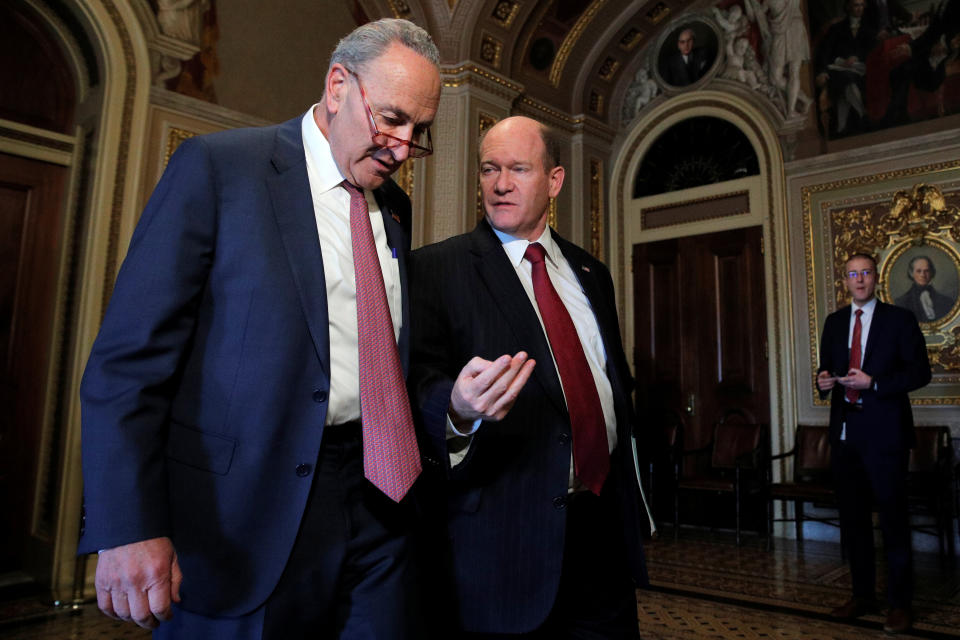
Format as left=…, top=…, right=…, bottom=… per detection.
left=817, top=253, right=930, bottom=635
left=79, top=18, right=440, bottom=639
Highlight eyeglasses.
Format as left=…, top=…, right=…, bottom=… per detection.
left=846, top=269, right=874, bottom=279
left=344, top=67, right=433, bottom=159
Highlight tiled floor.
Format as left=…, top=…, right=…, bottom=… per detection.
left=1, top=531, right=958, bottom=639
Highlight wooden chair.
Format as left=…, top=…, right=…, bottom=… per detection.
left=909, top=426, right=954, bottom=557
left=674, top=419, right=768, bottom=545
left=767, top=425, right=837, bottom=548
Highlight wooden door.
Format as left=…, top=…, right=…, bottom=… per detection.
left=633, top=226, right=769, bottom=465
left=0, top=152, right=68, bottom=575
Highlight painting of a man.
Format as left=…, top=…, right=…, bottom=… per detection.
left=661, top=25, right=716, bottom=86
left=894, top=255, right=956, bottom=322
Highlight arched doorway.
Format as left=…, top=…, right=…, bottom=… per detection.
left=1, top=0, right=77, bottom=589
left=609, top=90, right=796, bottom=533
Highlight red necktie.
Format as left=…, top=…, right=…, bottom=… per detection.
left=846, top=309, right=863, bottom=404
left=524, top=242, right=609, bottom=495
left=343, top=181, right=421, bottom=502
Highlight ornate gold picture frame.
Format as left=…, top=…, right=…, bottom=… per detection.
left=802, top=161, right=960, bottom=405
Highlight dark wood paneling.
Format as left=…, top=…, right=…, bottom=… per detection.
left=0, top=153, right=68, bottom=573
left=634, top=226, right=769, bottom=459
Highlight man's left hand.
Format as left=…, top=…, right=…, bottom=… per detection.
left=838, top=368, right=872, bottom=390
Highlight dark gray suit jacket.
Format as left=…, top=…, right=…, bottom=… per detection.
left=409, top=219, right=648, bottom=634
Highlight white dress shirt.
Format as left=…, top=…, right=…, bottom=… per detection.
left=449, top=226, right=618, bottom=491
left=841, top=296, right=876, bottom=439
left=301, top=106, right=402, bottom=425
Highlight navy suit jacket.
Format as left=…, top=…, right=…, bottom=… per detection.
left=818, top=301, right=930, bottom=452
left=409, top=219, right=648, bottom=634
left=79, top=116, right=413, bottom=617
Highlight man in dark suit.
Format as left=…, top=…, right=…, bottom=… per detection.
left=815, top=0, right=877, bottom=135
left=409, top=116, right=650, bottom=638
left=663, top=28, right=712, bottom=86
left=895, top=255, right=955, bottom=322
left=79, top=19, right=441, bottom=639
left=817, top=253, right=931, bottom=635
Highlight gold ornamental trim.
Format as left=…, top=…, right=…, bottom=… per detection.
left=549, top=0, right=607, bottom=87
left=476, top=113, right=498, bottom=223
left=803, top=164, right=960, bottom=404
left=164, top=127, right=197, bottom=169
left=440, top=64, right=523, bottom=93
left=590, top=158, right=603, bottom=259
left=492, top=0, right=521, bottom=28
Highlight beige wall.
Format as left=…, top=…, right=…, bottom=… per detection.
left=215, top=1, right=358, bottom=123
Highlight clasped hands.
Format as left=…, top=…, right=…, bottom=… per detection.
left=817, top=368, right=872, bottom=391
left=449, top=352, right=536, bottom=427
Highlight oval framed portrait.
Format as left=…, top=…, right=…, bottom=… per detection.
left=654, top=18, right=720, bottom=90
left=882, top=239, right=960, bottom=328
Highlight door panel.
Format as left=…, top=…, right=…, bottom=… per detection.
left=0, top=152, right=67, bottom=574
left=634, top=226, right=769, bottom=459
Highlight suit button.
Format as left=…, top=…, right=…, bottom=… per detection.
left=558, top=433, right=570, bottom=445
left=295, top=463, right=312, bottom=477
left=312, top=389, right=327, bottom=403
left=553, top=496, right=567, bottom=510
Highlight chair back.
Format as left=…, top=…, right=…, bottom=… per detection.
left=794, top=425, right=832, bottom=482
left=712, top=422, right=765, bottom=470
left=909, top=426, right=951, bottom=474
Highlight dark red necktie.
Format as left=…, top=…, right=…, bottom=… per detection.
left=343, top=181, right=421, bottom=502
left=846, top=309, right=863, bottom=404
left=524, top=242, right=609, bottom=495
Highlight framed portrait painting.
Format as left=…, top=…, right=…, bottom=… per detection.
left=802, top=160, right=960, bottom=404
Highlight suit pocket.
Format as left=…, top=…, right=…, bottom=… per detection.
left=165, top=421, right=237, bottom=475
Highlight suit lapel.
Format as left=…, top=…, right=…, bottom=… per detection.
left=557, top=238, right=613, bottom=349
left=266, top=117, right=331, bottom=386
left=374, top=189, right=411, bottom=375
left=470, top=221, right=567, bottom=416
left=835, top=306, right=852, bottom=368
left=862, top=301, right=884, bottom=367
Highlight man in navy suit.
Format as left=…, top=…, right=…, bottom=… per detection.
left=817, top=253, right=931, bottom=635
left=79, top=18, right=441, bottom=639
left=409, top=116, right=649, bottom=638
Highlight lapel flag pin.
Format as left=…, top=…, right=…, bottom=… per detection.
left=581, top=265, right=591, bottom=272
left=391, top=213, right=401, bottom=223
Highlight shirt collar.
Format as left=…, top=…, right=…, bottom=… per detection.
left=301, top=105, right=348, bottom=195
left=853, top=297, right=877, bottom=315
left=492, top=224, right=560, bottom=269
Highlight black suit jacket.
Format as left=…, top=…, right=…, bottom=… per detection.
left=79, top=116, right=413, bottom=617
left=409, top=219, right=648, bottom=634
left=818, top=301, right=930, bottom=452
left=663, top=46, right=712, bottom=86
left=895, top=284, right=955, bottom=323
left=815, top=17, right=877, bottom=80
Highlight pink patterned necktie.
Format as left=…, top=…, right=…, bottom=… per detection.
left=343, top=181, right=421, bottom=502
left=524, top=242, right=609, bottom=495
left=846, top=309, right=863, bottom=404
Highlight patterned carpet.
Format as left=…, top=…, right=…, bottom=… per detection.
left=1, top=532, right=958, bottom=638
left=641, top=530, right=960, bottom=639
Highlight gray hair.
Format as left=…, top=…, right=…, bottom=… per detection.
left=329, top=18, right=439, bottom=74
